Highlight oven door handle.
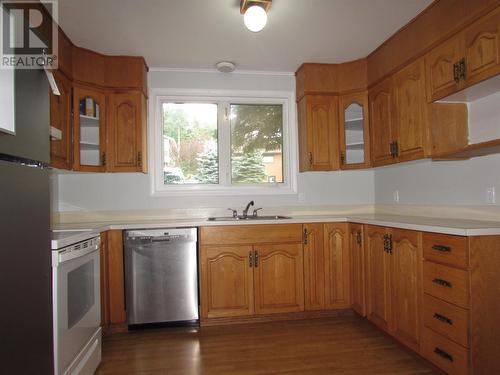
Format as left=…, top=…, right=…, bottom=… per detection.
left=53, top=245, right=99, bottom=266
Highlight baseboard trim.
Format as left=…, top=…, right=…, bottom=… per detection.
left=200, top=309, right=355, bottom=327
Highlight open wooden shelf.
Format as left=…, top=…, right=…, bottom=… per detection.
left=432, top=139, right=500, bottom=160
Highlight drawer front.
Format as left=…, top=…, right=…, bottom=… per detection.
left=423, top=261, right=469, bottom=308
left=423, top=232, right=468, bottom=269
left=200, top=224, right=303, bottom=245
left=422, top=328, right=469, bottom=375
left=423, top=294, right=469, bottom=348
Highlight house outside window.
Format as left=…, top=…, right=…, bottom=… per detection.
left=150, top=89, right=297, bottom=196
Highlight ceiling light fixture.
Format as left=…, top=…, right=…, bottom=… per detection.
left=240, top=0, right=272, bottom=33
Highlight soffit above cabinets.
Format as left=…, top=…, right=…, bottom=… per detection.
left=58, top=0, right=432, bottom=72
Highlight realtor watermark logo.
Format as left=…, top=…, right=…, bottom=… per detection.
left=1, top=0, right=58, bottom=69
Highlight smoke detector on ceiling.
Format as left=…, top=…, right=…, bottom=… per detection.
left=216, top=61, right=236, bottom=73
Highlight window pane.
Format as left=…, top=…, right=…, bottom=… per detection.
left=230, top=104, right=283, bottom=184
left=162, top=103, right=218, bottom=184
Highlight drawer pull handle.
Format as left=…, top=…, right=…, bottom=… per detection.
left=432, top=244, right=452, bottom=252
left=432, top=278, right=452, bottom=288
left=433, top=313, right=453, bottom=325
left=434, top=347, right=454, bottom=362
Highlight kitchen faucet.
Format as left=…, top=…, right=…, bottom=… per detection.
left=242, top=200, right=254, bottom=218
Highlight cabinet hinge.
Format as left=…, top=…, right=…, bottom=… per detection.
left=340, top=151, right=345, bottom=165
left=356, top=231, right=362, bottom=246
left=254, top=250, right=259, bottom=267
left=102, top=152, right=106, bottom=166
left=308, top=152, right=313, bottom=167
left=249, top=251, right=254, bottom=268
left=390, top=142, right=399, bottom=158
left=303, top=228, right=309, bottom=245
left=137, top=151, right=142, bottom=167
left=458, top=58, right=467, bottom=82
left=453, top=61, right=461, bottom=83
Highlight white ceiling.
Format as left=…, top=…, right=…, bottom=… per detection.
left=58, top=0, right=433, bottom=72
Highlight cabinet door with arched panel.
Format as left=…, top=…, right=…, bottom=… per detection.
left=73, top=85, right=107, bottom=172
left=108, top=92, right=147, bottom=172
left=339, top=92, right=370, bottom=169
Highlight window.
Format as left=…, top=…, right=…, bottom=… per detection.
left=151, top=90, right=297, bottom=196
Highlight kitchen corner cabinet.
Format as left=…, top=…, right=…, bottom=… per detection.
left=339, top=92, right=371, bottom=169
left=370, top=59, right=431, bottom=167
left=73, top=86, right=107, bottom=172
left=107, top=92, right=147, bottom=173
left=426, top=7, right=500, bottom=102
left=298, top=95, right=339, bottom=171
left=49, top=71, right=72, bottom=169
left=349, top=224, right=365, bottom=316
left=199, top=225, right=304, bottom=320
left=365, top=225, right=421, bottom=349
left=303, top=223, right=350, bottom=311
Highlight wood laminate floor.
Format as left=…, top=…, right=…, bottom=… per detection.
left=96, top=316, right=437, bottom=375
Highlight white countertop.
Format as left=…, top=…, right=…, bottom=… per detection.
left=51, top=230, right=100, bottom=250
left=51, top=214, right=500, bottom=237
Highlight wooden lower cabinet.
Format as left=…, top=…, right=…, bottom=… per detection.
left=100, top=230, right=126, bottom=334
left=323, top=223, right=350, bottom=309
left=303, top=223, right=350, bottom=311
left=390, top=229, right=422, bottom=351
left=365, top=225, right=422, bottom=351
left=365, top=225, right=392, bottom=332
left=303, top=224, right=325, bottom=310
left=200, top=245, right=254, bottom=318
left=199, top=225, right=304, bottom=320
left=349, top=224, right=365, bottom=316
left=254, top=244, right=304, bottom=314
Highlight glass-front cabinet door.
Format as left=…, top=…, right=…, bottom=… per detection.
left=339, top=92, right=370, bottom=169
left=73, top=86, right=106, bottom=171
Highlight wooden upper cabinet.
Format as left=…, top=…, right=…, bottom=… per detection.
left=200, top=245, right=254, bottom=319
left=253, top=244, right=304, bottom=315
left=298, top=95, right=339, bottom=171
left=349, top=224, right=365, bottom=317
left=425, top=35, right=464, bottom=102
left=107, top=92, right=147, bottom=173
left=369, top=78, right=396, bottom=167
left=393, top=59, right=431, bottom=162
left=72, top=85, right=107, bottom=172
left=323, top=223, right=350, bottom=309
left=463, top=6, right=500, bottom=87
left=303, top=224, right=325, bottom=311
left=365, top=225, right=391, bottom=332
left=50, top=72, right=72, bottom=169
left=339, top=92, right=371, bottom=169
left=390, top=229, right=422, bottom=352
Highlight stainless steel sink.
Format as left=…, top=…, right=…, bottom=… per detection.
left=207, top=215, right=292, bottom=222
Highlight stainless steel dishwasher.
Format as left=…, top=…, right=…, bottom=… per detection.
left=124, top=228, right=199, bottom=326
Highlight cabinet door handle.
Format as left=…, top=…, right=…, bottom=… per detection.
left=340, top=151, right=345, bottom=164
left=434, top=347, right=454, bottom=362
left=308, top=152, right=313, bottom=166
left=254, top=250, right=259, bottom=267
left=432, top=278, right=452, bottom=288
left=102, top=152, right=106, bottom=166
left=303, top=228, right=309, bottom=245
left=433, top=313, right=453, bottom=325
left=249, top=251, right=253, bottom=268
left=432, top=244, right=451, bottom=252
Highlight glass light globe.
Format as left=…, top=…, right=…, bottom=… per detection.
left=244, top=5, right=268, bottom=33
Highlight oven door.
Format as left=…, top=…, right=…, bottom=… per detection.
left=53, top=247, right=100, bottom=374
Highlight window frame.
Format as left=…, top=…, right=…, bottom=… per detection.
left=149, top=88, right=298, bottom=196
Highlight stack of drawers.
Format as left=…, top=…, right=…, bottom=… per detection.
left=421, top=232, right=470, bottom=375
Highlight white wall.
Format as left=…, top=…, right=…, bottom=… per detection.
left=375, top=93, right=500, bottom=208
left=52, top=70, right=375, bottom=214
left=374, top=154, right=500, bottom=206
